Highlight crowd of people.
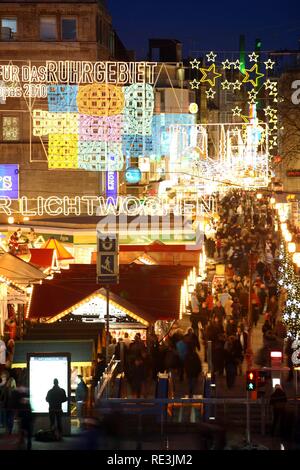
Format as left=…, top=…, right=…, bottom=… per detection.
left=93, top=191, right=287, bottom=397
left=0, top=190, right=292, bottom=445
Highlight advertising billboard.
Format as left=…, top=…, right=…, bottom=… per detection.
left=28, top=353, right=70, bottom=414
left=0, top=164, right=19, bottom=199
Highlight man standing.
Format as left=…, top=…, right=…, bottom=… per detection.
left=46, top=378, right=67, bottom=440
left=75, top=375, right=88, bottom=429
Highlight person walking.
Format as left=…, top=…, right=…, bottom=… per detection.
left=75, top=375, right=88, bottom=429
left=184, top=350, right=202, bottom=398
left=270, top=384, right=287, bottom=437
left=45, top=378, right=68, bottom=440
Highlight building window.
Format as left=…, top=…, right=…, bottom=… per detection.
left=61, top=17, right=77, bottom=41
left=40, top=16, right=57, bottom=41
left=2, top=116, right=20, bottom=141
left=1, top=18, right=17, bottom=40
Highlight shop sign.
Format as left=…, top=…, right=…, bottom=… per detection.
left=0, top=164, right=19, bottom=199
left=286, top=169, right=300, bottom=177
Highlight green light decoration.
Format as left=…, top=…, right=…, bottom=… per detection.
left=239, top=34, right=246, bottom=75
left=278, top=242, right=300, bottom=339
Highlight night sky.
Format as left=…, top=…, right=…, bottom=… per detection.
left=108, top=0, right=300, bottom=59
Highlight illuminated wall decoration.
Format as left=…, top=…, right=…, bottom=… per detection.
left=124, top=84, right=154, bottom=135
left=31, top=73, right=157, bottom=171
left=122, top=134, right=153, bottom=158
left=79, top=114, right=123, bottom=142
left=48, top=85, right=78, bottom=112
left=77, top=84, right=124, bottom=116
left=48, top=134, right=78, bottom=169
left=33, top=110, right=78, bottom=136
left=78, top=142, right=124, bottom=171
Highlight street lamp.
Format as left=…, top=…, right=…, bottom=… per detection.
left=293, top=252, right=300, bottom=267
left=7, top=216, right=14, bottom=224
left=284, top=232, right=292, bottom=242
left=288, top=242, right=296, bottom=253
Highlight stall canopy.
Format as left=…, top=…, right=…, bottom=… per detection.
left=43, top=238, right=74, bottom=261
left=12, top=339, right=95, bottom=368
left=0, top=252, right=47, bottom=284
left=29, top=248, right=58, bottom=272
left=27, top=264, right=193, bottom=323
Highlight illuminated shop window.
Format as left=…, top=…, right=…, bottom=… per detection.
left=40, top=16, right=57, bottom=41
left=2, top=116, right=20, bottom=141
left=61, top=17, right=77, bottom=41
left=1, top=18, right=17, bottom=39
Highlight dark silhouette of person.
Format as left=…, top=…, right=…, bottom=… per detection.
left=46, top=378, right=67, bottom=440
left=270, top=384, right=287, bottom=437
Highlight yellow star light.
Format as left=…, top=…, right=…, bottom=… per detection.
left=248, top=52, right=259, bottom=62
left=232, top=106, right=242, bottom=116
left=206, top=88, right=216, bottom=99
left=221, top=80, right=231, bottom=90
left=206, top=51, right=217, bottom=62
left=190, top=79, right=200, bottom=89
left=199, top=63, right=222, bottom=87
left=264, top=79, right=274, bottom=90
left=248, top=89, right=258, bottom=100
left=190, top=58, right=201, bottom=69
left=222, top=59, right=231, bottom=69
left=233, top=60, right=241, bottom=69
left=232, top=80, right=242, bottom=90
left=264, top=59, right=275, bottom=69
left=242, top=64, right=264, bottom=87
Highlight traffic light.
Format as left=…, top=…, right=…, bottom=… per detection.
left=246, top=370, right=257, bottom=391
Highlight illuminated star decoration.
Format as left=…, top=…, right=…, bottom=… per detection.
left=222, top=59, right=231, bottom=69
left=232, top=80, right=242, bottom=90
left=206, top=88, right=216, bottom=99
left=190, top=58, right=201, bottom=69
left=248, top=52, right=259, bottom=62
left=222, top=59, right=240, bottom=70
left=221, top=80, right=231, bottom=90
left=243, top=64, right=264, bottom=87
left=206, top=51, right=217, bottom=62
left=190, top=79, right=200, bottom=89
left=264, top=79, right=275, bottom=90
left=232, top=106, right=242, bottom=116
left=264, top=58, right=275, bottom=69
left=233, top=59, right=241, bottom=69
left=199, top=63, right=222, bottom=87
left=248, top=89, right=258, bottom=103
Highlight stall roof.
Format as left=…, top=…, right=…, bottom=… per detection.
left=0, top=252, right=47, bottom=284
left=120, top=242, right=202, bottom=252
left=12, top=339, right=95, bottom=368
left=27, top=264, right=191, bottom=322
